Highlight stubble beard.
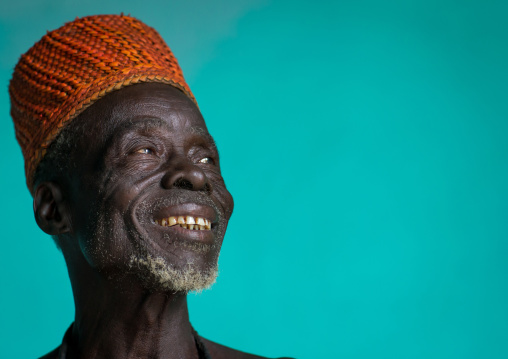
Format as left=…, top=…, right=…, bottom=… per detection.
left=85, top=193, right=224, bottom=294
left=129, top=253, right=219, bottom=293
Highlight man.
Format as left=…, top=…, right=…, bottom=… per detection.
left=10, top=14, right=290, bottom=359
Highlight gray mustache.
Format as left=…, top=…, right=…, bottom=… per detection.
left=139, top=190, right=222, bottom=219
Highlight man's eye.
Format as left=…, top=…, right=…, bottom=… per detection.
left=135, top=148, right=154, bottom=155
left=199, top=157, right=214, bottom=165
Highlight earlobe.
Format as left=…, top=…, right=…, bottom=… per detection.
left=33, top=182, right=71, bottom=235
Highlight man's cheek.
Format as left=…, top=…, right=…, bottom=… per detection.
left=109, top=181, right=142, bottom=210
left=214, top=186, right=234, bottom=220
left=78, top=207, right=133, bottom=271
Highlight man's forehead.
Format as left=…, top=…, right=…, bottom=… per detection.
left=109, top=86, right=200, bottom=117
left=76, top=84, right=211, bottom=148
left=113, top=95, right=197, bottom=112
left=114, top=118, right=213, bottom=140
left=110, top=102, right=203, bottom=127
left=107, top=102, right=215, bottom=146
left=83, top=84, right=206, bottom=131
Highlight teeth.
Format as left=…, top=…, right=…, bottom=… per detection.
left=155, top=215, right=213, bottom=231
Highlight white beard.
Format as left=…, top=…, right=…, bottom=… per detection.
left=130, top=254, right=219, bottom=293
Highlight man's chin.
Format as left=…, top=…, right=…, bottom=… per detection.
left=129, top=254, right=219, bottom=293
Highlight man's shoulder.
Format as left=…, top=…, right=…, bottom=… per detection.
left=200, top=336, right=294, bottom=359
left=37, top=336, right=295, bottom=359
left=38, top=347, right=60, bottom=359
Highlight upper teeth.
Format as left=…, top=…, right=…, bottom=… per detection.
left=155, top=216, right=212, bottom=230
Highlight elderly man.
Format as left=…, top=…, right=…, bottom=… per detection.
left=10, top=15, right=289, bottom=359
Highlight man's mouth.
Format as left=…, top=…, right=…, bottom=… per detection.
left=154, top=215, right=212, bottom=231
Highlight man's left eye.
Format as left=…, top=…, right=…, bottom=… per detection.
left=135, top=148, right=154, bottom=155
left=199, top=157, right=214, bottom=165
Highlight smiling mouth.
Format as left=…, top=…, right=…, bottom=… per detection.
left=154, top=216, right=212, bottom=231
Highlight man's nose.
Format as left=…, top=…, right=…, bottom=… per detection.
left=161, top=161, right=210, bottom=192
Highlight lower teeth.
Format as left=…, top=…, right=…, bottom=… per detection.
left=178, top=224, right=206, bottom=230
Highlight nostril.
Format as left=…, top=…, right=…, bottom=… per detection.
left=173, top=177, right=193, bottom=190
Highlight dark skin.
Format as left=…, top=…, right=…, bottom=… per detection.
left=34, top=83, right=291, bottom=359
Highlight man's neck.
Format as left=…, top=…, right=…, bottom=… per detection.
left=66, top=256, right=199, bottom=359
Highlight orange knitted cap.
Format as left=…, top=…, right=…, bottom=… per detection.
left=9, top=14, right=196, bottom=192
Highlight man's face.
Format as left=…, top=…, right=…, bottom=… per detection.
left=64, top=83, right=234, bottom=292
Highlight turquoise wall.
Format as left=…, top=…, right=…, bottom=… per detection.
left=1, top=1, right=508, bottom=358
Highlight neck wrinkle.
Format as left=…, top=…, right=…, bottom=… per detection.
left=65, top=250, right=198, bottom=359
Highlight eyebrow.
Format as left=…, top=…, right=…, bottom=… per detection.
left=187, top=126, right=217, bottom=148
left=108, top=117, right=217, bottom=149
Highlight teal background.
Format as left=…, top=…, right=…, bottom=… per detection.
left=1, top=0, right=508, bottom=358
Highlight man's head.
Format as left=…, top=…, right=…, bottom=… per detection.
left=9, top=14, right=195, bottom=191
left=9, top=15, right=234, bottom=293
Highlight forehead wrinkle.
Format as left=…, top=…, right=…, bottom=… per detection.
left=105, top=118, right=216, bottom=151
left=112, top=117, right=175, bottom=134
left=113, top=97, right=196, bottom=113
left=109, top=98, right=201, bottom=128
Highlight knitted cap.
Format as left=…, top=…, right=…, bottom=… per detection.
left=9, top=14, right=196, bottom=192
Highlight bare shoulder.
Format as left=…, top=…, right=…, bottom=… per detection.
left=38, top=347, right=59, bottom=359
left=200, top=336, right=295, bottom=359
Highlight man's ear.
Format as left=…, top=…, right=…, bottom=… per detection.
left=33, top=182, right=71, bottom=235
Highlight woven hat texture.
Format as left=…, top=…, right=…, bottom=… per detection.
left=9, top=14, right=196, bottom=192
